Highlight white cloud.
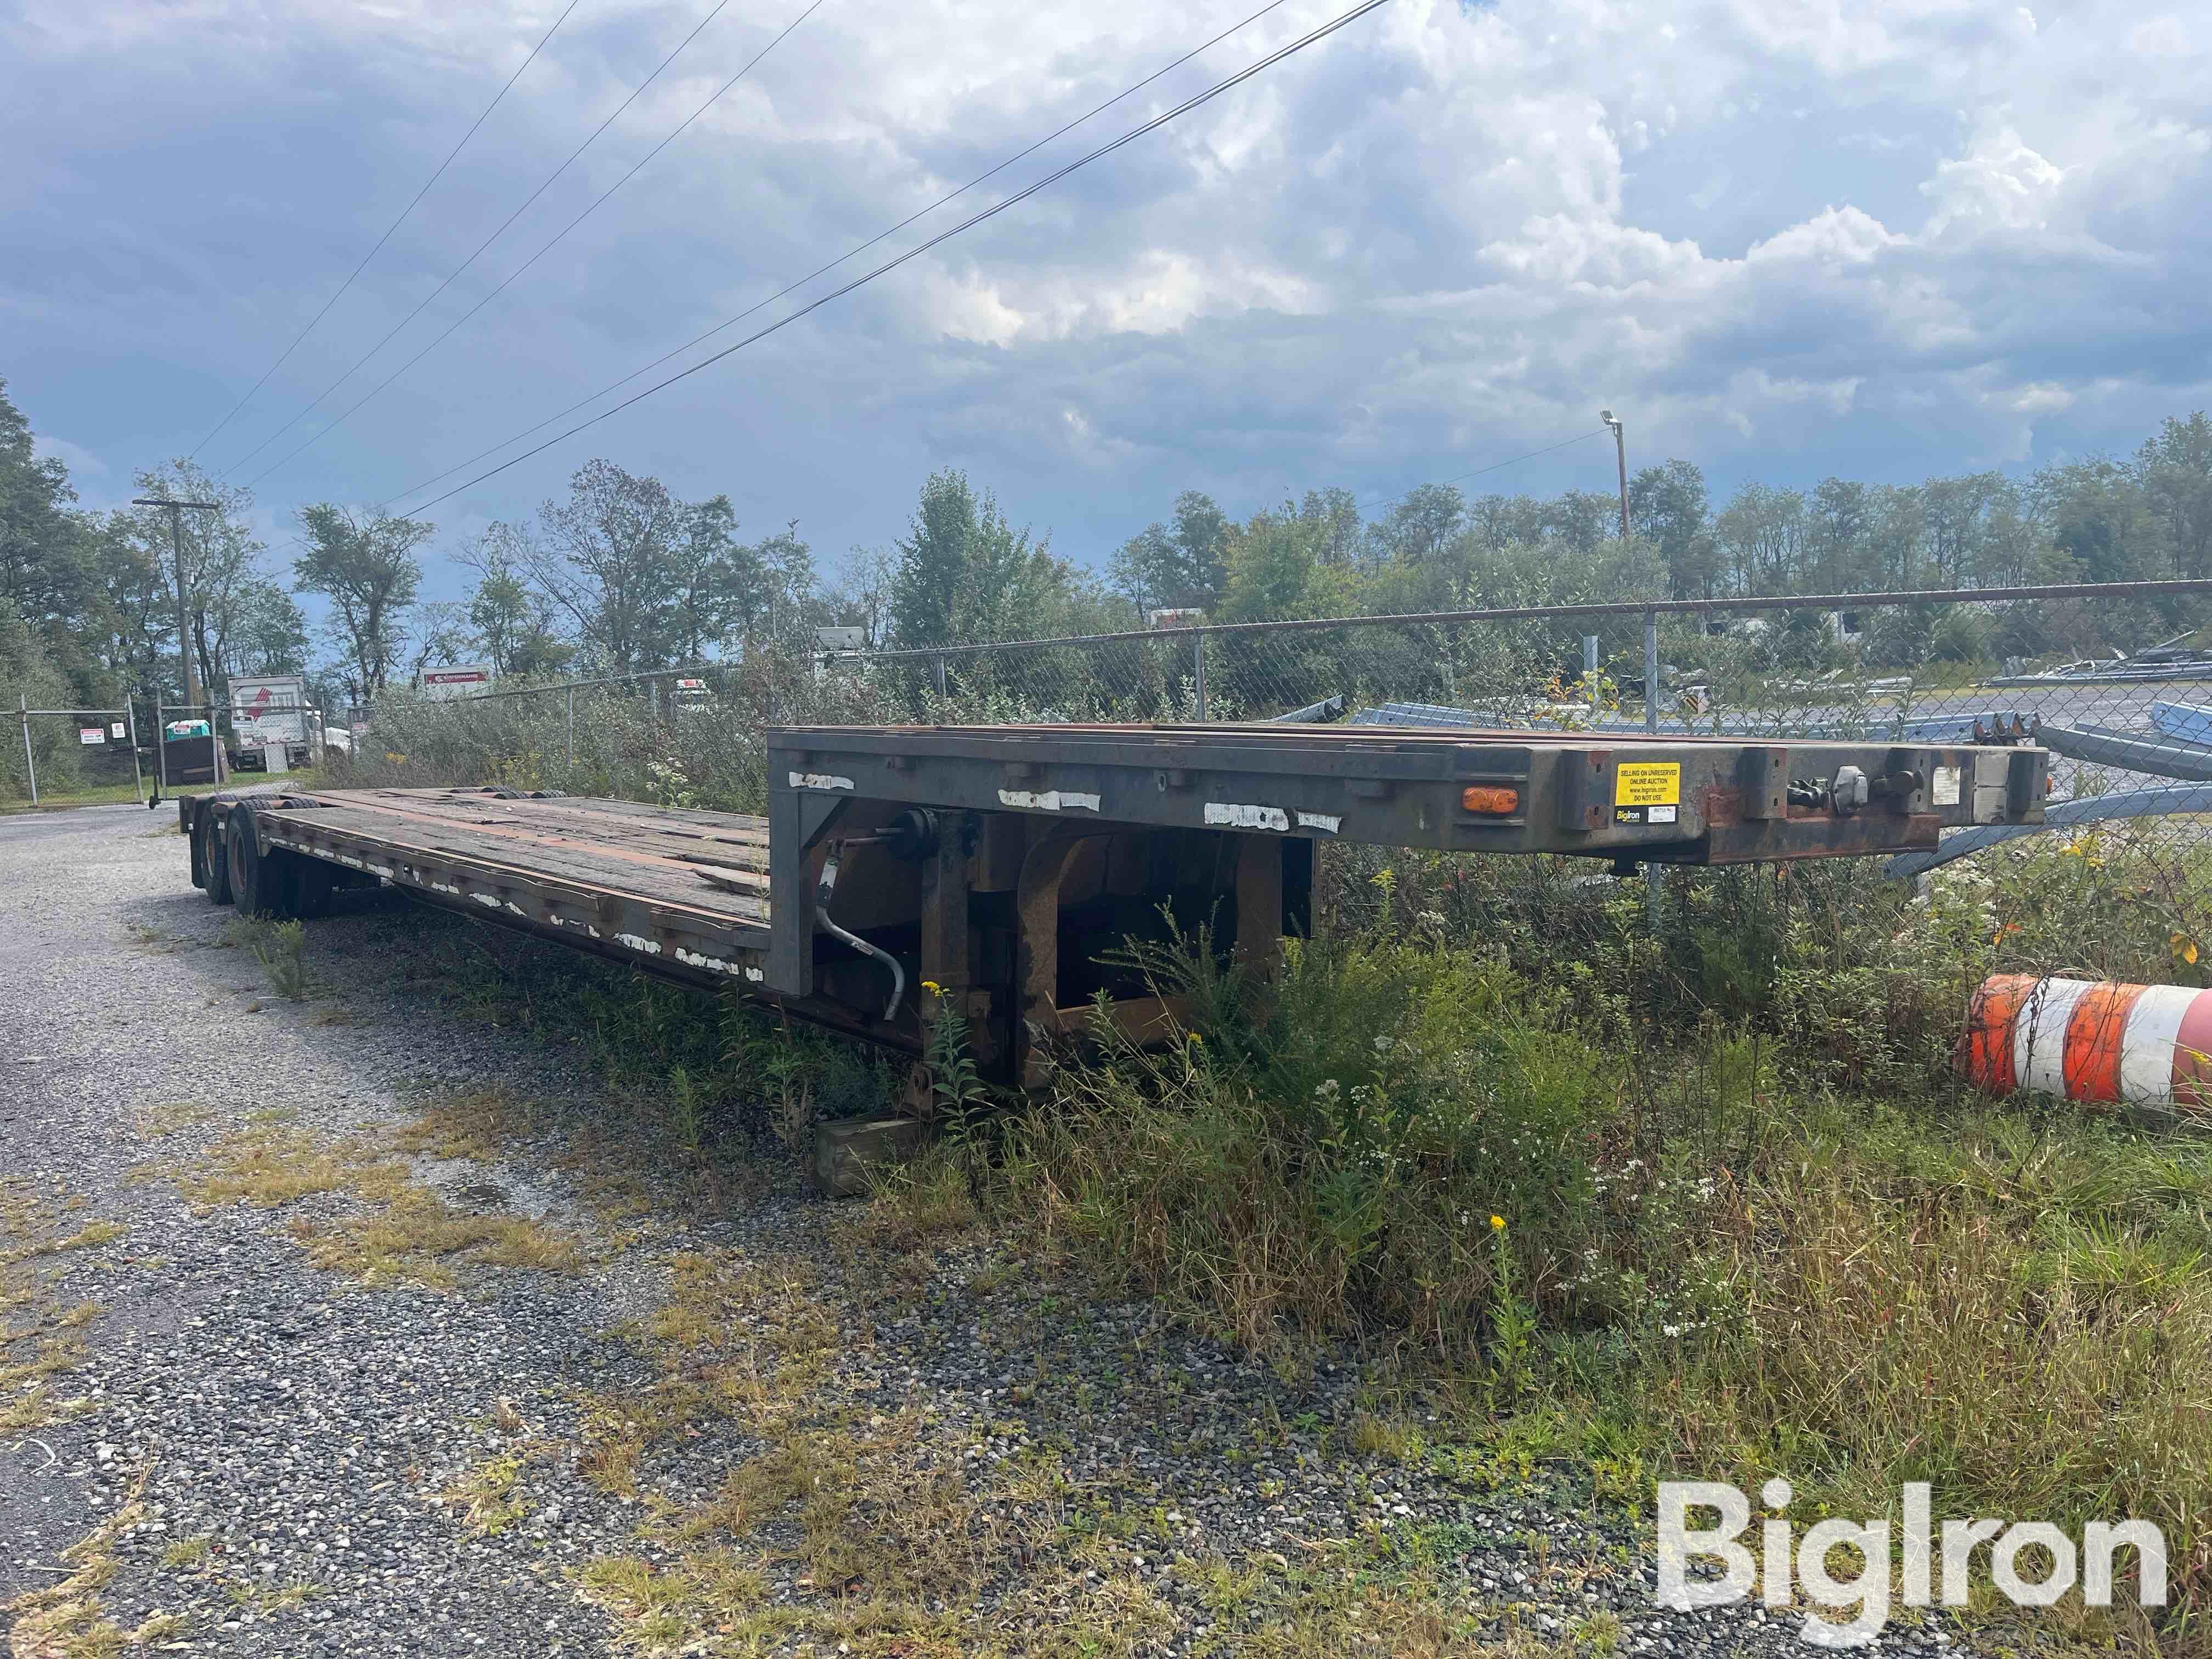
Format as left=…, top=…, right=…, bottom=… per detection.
left=2, top=0, right=2207, bottom=568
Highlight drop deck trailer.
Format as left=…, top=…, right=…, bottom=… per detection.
left=178, top=723, right=2049, bottom=1086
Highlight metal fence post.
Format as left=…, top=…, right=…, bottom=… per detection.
left=18, top=695, right=35, bottom=806
left=1193, top=631, right=1207, bottom=720
left=1583, top=634, right=1599, bottom=680
left=126, top=698, right=145, bottom=807
left=1643, top=609, right=1659, bottom=735
left=1642, top=608, right=1664, bottom=937
left=155, top=698, right=168, bottom=800
left=933, top=655, right=948, bottom=700
left=565, top=686, right=575, bottom=773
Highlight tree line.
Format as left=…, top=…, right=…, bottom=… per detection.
left=6, top=365, right=2211, bottom=728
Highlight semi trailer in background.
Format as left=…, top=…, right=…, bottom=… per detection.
left=227, top=675, right=319, bottom=773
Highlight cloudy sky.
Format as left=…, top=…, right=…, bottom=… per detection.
left=4, top=0, right=2207, bottom=593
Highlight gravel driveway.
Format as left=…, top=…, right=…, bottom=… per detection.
left=0, top=805, right=1966, bottom=1657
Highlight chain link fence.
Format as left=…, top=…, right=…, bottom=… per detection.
left=326, top=578, right=2212, bottom=993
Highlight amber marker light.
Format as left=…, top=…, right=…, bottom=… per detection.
left=1461, top=785, right=1520, bottom=814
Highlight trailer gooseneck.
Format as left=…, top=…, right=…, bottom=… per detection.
left=179, top=722, right=2047, bottom=1086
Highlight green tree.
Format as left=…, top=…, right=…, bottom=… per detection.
left=525, top=460, right=687, bottom=673
left=1918, top=472, right=2007, bottom=588
left=122, top=461, right=265, bottom=705
left=230, top=580, right=310, bottom=677
left=1866, top=486, right=1926, bottom=589
left=1804, top=477, right=1873, bottom=592
left=0, top=377, right=93, bottom=639
left=461, top=524, right=572, bottom=678
left=2136, top=412, right=2212, bottom=578
left=1714, top=483, right=1805, bottom=594
left=1109, top=490, right=1229, bottom=614
left=665, top=494, right=743, bottom=665
left=293, top=504, right=432, bottom=701
left=0, top=597, right=81, bottom=798
left=1218, top=502, right=1327, bottom=622
left=84, top=513, right=174, bottom=701
left=2032, top=458, right=2148, bottom=583
left=1629, top=461, right=1716, bottom=599
left=734, top=522, right=823, bottom=653
left=1299, top=487, right=1364, bottom=566
left=888, top=470, right=1069, bottom=647
left=1364, top=484, right=1464, bottom=568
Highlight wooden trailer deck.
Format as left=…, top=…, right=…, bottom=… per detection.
left=236, top=786, right=779, bottom=981
left=257, top=788, right=772, bottom=918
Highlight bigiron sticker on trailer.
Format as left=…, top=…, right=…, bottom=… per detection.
left=1613, top=761, right=1681, bottom=827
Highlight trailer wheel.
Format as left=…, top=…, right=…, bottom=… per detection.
left=227, top=805, right=301, bottom=918
left=197, top=805, right=234, bottom=906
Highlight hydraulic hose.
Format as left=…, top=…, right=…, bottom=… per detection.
left=815, top=845, right=905, bottom=1023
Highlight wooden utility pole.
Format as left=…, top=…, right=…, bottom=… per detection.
left=133, top=495, right=225, bottom=786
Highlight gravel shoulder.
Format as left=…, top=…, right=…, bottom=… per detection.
left=1, top=806, right=1966, bottom=1657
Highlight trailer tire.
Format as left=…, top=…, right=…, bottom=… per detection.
left=197, top=805, right=234, bottom=906
left=227, top=805, right=301, bottom=918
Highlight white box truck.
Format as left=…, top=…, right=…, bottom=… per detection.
left=228, top=674, right=318, bottom=772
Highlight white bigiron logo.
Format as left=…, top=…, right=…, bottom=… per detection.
left=1655, top=1481, right=2166, bottom=1648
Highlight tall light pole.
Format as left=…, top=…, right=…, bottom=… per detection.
left=133, top=494, right=225, bottom=785
left=1600, top=410, right=1630, bottom=540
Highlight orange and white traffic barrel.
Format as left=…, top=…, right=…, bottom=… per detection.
left=1959, top=974, right=2212, bottom=1118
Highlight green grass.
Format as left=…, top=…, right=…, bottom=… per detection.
left=0, top=776, right=234, bottom=813
left=861, top=855, right=2212, bottom=1647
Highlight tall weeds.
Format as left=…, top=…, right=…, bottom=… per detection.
left=961, top=859, right=2212, bottom=1633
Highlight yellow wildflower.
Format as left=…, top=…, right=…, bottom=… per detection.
left=1489, top=1214, right=1505, bottom=1232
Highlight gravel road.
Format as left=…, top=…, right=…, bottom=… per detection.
left=1, top=804, right=1973, bottom=1657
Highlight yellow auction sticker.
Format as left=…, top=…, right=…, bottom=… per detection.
left=1615, top=762, right=1681, bottom=807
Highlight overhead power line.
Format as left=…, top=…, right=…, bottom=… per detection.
left=189, top=0, right=583, bottom=461
left=241, top=0, right=831, bottom=492
left=374, top=0, right=1297, bottom=512
left=217, top=0, right=744, bottom=481
left=391, top=0, right=1396, bottom=518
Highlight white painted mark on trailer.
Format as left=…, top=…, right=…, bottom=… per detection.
left=746, top=966, right=764, bottom=981
left=614, top=933, right=664, bottom=956
left=1294, top=811, right=1341, bottom=834
left=1931, top=765, right=1961, bottom=806
left=998, top=789, right=1102, bottom=812
left=675, top=948, right=742, bottom=975
left=788, top=771, right=855, bottom=792
left=472, top=893, right=504, bottom=910
left=1205, top=802, right=1290, bottom=832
